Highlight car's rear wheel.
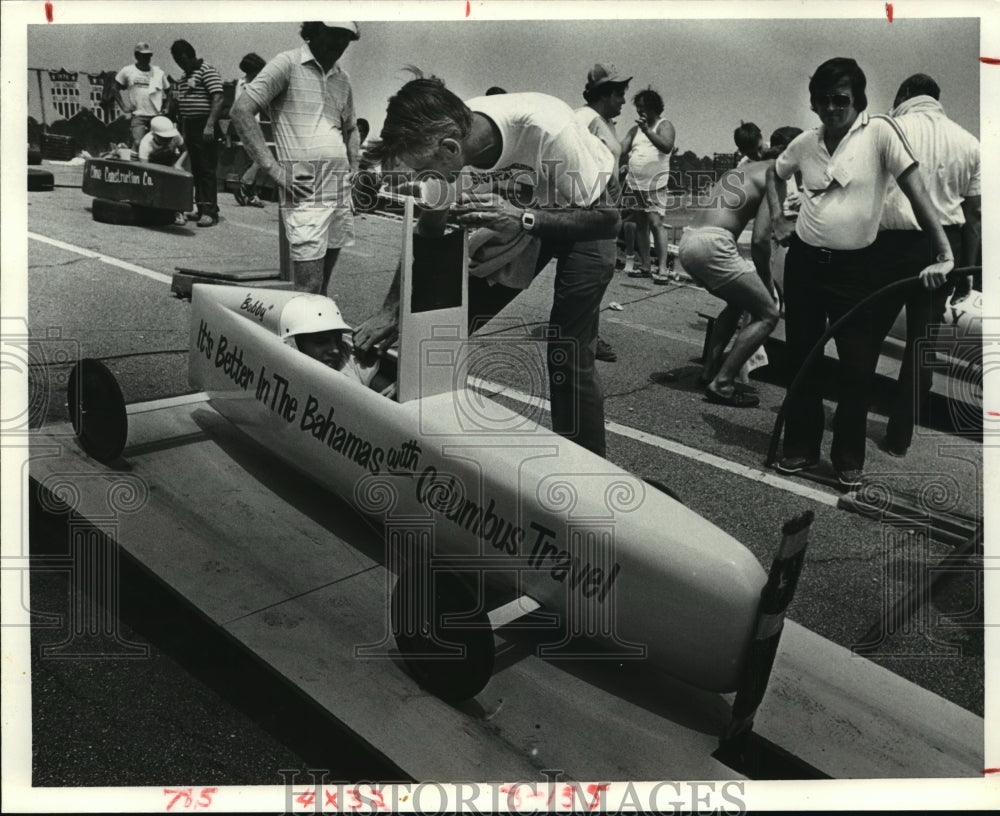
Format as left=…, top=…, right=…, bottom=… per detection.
left=391, top=563, right=494, bottom=701
left=66, top=359, right=128, bottom=464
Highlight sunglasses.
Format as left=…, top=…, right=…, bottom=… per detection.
left=811, top=93, right=852, bottom=109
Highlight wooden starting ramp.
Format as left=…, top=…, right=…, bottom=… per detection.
left=28, top=398, right=983, bottom=781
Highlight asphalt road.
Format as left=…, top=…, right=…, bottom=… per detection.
left=18, top=162, right=984, bottom=786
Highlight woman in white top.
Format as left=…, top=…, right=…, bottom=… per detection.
left=621, top=89, right=676, bottom=280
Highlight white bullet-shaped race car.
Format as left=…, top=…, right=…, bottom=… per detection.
left=68, top=199, right=811, bottom=750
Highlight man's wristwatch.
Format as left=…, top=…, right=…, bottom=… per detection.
left=936, top=252, right=954, bottom=264
left=521, top=209, right=537, bottom=232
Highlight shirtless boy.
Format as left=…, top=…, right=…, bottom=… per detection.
left=677, top=126, right=801, bottom=407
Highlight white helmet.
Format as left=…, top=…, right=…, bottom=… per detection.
left=279, top=295, right=351, bottom=346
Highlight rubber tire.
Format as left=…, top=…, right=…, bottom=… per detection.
left=28, top=167, right=54, bottom=191
left=28, top=148, right=43, bottom=166
left=91, top=197, right=176, bottom=227
left=391, top=565, right=494, bottom=701
left=66, top=359, right=128, bottom=464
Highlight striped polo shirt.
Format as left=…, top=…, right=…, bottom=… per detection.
left=242, top=43, right=355, bottom=165
left=175, top=59, right=224, bottom=119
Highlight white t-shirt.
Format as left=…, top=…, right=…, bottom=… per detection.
left=137, top=131, right=183, bottom=163
left=115, top=63, right=169, bottom=117
left=464, top=93, right=615, bottom=208
left=574, top=105, right=622, bottom=166
left=775, top=112, right=916, bottom=250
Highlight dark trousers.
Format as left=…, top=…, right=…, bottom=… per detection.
left=782, top=236, right=884, bottom=472
left=180, top=115, right=218, bottom=216
left=467, top=237, right=616, bottom=457
left=872, top=227, right=963, bottom=451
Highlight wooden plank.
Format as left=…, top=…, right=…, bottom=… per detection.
left=32, top=410, right=380, bottom=624
left=171, top=271, right=292, bottom=300
left=175, top=266, right=283, bottom=281
left=227, top=569, right=737, bottom=780
left=28, top=405, right=739, bottom=781
left=754, top=620, right=983, bottom=778
left=29, top=400, right=983, bottom=780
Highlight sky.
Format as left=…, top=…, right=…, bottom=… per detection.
left=21, top=3, right=987, bottom=156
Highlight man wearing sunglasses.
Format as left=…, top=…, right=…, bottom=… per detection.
left=765, top=57, right=954, bottom=490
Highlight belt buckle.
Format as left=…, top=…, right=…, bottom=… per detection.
left=818, top=248, right=833, bottom=264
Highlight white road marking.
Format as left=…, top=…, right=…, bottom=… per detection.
left=470, top=377, right=840, bottom=508
left=220, top=218, right=278, bottom=236
left=602, top=315, right=702, bottom=347
left=28, top=231, right=173, bottom=285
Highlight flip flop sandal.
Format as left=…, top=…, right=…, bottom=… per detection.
left=697, top=376, right=757, bottom=393
left=704, top=388, right=760, bottom=407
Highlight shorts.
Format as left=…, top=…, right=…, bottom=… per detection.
left=623, top=185, right=669, bottom=217
left=280, top=203, right=355, bottom=262
left=677, top=226, right=754, bottom=292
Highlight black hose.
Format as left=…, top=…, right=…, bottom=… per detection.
left=765, top=265, right=981, bottom=468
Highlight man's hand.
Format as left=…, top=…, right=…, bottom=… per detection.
left=265, top=164, right=315, bottom=203
left=918, top=257, right=954, bottom=290
left=771, top=216, right=795, bottom=246
left=353, top=308, right=399, bottom=354
left=450, top=194, right=522, bottom=241
left=202, top=125, right=215, bottom=143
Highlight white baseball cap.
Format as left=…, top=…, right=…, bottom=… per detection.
left=279, top=295, right=352, bottom=345
left=321, top=21, right=360, bottom=40
left=149, top=116, right=179, bottom=139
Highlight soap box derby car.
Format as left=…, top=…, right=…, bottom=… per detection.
left=82, top=155, right=193, bottom=226
left=68, top=199, right=811, bottom=743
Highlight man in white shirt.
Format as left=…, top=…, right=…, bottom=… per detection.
left=114, top=42, right=170, bottom=150
left=354, top=74, right=620, bottom=457
left=766, top=58, right=953, bottom=489
left=231, top=22, right=362, bottom=296
left=873, top=73, right=981, bottom=456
